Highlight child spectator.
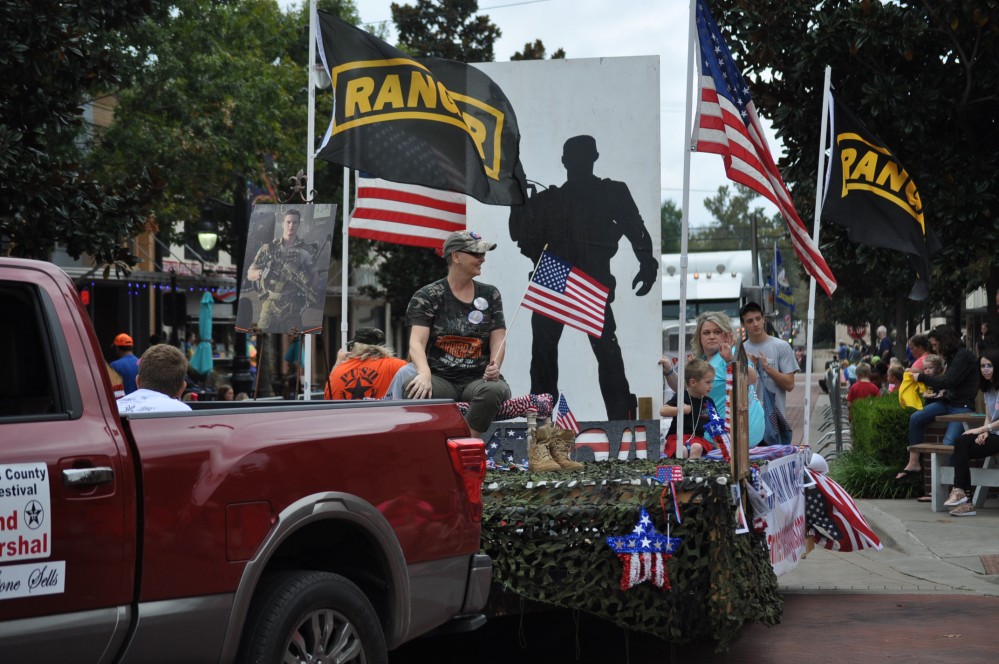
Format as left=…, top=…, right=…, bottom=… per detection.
left=841, top=359, right=856, bottom=386
left=661, top=358, right=716, bottom=459
left=920, top=354, right=946, bottom=404
left=216, top=384, right=234, bottom=401
left=847, top=362, right=880, bottom=408
left=886, top=365, right=904, bottom=393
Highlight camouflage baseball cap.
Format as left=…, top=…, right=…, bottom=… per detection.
left=442, top=230, right=496, bottom=258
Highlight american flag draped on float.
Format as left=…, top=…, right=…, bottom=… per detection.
left=805, top=468, right=882, bottom=552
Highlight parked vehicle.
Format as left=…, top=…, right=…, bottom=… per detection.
left=0, top=258, right=490, bottom=663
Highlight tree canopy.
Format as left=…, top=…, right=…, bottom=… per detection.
left=0, top=0, right=166, bottom=267
left=511, top=39, right=566, bottom=60
left=710, top=0, right=999, bottom=337
left=391, top=0, right=500, bottom=61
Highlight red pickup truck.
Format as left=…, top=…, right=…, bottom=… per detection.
left=0, top=258, right=490, bottom=663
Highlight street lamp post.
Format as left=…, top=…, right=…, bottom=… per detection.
left=228, top=178, right=254, bottom=397
left=201, top=180, right=254, bottom=396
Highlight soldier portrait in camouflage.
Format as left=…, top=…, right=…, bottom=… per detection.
left=243, top=206, right=331, bottom=334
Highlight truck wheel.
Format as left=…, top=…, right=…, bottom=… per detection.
left=240, top=570, right=387, bottom=664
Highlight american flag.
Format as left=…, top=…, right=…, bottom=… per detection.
left=522, top=251, right=609, bottom=338
left=554, top=392, right=580, bottom=435
left=348, top=175, right=466, bottom=250
left=693, top=0, right=837, bottom=296
left=805, top=468, right=882, bottom=553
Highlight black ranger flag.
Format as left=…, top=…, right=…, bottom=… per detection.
left=821, top=93, right=940, bottom=300
left=315, top=12, right=527, bottom=206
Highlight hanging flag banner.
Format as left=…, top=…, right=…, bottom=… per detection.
left=821, top=93, right=940, bottom=301
left=693, top=0, right=837, bottom=296
left=349, top=174, right=466, bottom=250
left=315, top=12, right=527, bottom=206
left=769, top=242, right=794, bottom=310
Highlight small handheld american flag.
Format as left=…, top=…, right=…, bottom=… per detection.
left=554, top=392, right=580, bottom=435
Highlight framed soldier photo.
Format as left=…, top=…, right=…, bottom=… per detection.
left=236, top=204, right=336, bottom=334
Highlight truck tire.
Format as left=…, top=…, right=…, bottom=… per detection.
left=240, top=570, right=387, bottom=664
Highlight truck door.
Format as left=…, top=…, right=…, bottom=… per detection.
left=0, top=266, right=136, bottom=662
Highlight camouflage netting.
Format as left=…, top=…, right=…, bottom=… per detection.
left=480, top=460, right=781, bottom=652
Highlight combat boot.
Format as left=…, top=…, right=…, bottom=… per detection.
left=549, top=427, right=584, bottom=470
left=528, top=423, right=561, bottom=472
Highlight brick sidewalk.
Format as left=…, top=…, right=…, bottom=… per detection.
left=784, top=372, right=826, bottom=444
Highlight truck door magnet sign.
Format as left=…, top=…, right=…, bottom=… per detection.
left=0, top=463, right=51, bottom=562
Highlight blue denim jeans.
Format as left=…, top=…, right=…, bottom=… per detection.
left=907, top=400, right=972, bottom=446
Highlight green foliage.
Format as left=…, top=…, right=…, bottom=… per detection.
left=661, top=199, right=681, bottom=252
left=511, top=39, right=566, bottom=60
left=711, top=0, right=999, bottom=325
left=849, top=394, right=913, bottom=466
left=692, top=185, right=782, bottom=251
left=828, top=449, right=917, bottom=499
left=391, top=0, right=500, bottom=62
left=0, top=0, right=165, bottom=264
left=687, top=184, right=805, bottom=307
left=482, top=460, right=781, bottom=653
left=831, top=394, right=919, bottom=498
left=89, top=0, right=305, bottom=252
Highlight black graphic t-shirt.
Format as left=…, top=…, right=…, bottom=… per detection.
left=406, top=279, right=505, bottom=384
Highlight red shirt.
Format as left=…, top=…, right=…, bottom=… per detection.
left=847, top=380, right=881, bottom=405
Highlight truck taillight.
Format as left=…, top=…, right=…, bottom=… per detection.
left=447, top=438, right=486, bottom=523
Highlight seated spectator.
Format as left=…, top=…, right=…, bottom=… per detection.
left=404, top=230, right=510, bottom=439
left=886, top=365, right=904, bottom=393
left=216, top=384, right=234, bottom=401
left=660, top=358, right=716, bottom=459
left=840, top=359, right=856, bottom=387
left=846, top=362, right=880, bottom=409
left=324, top=328, right=407, bottom=400
left=897, top=324, right=979, bottom=480
left=920, top=354, right=946, bottom=405
left=117, top=344, right=192, bottom=414
left=908, top=333, right=929, bottom=372
left=943, top=349, right=999, bottom=516
left=234, top=392, right=250, bottom=401
left=871, top=360, right=890, bottom=395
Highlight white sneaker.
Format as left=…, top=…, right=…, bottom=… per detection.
left=949, top=503, right=976, bottom=517
left=944, top=488, right=968, bottom=507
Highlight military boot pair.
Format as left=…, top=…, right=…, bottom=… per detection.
left=528, top=423, right=584, bottom=472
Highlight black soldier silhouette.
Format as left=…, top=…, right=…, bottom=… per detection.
left=509, top=135, right=659, bottom=420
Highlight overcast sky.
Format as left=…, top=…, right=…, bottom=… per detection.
left=288, top=0, right=788, bottom=228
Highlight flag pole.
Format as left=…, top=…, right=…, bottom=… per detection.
left=803, top=65, right=832, bottom=447
left=341, top=168, right=350, bottom=354
left=303, top=0, right=319, bottom=400
left=493, top=243, right=550, bottom=360
left=673, top=0, right=698, bottom=453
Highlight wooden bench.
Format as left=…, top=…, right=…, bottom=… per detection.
left=907, top=442, right=999, bottom=513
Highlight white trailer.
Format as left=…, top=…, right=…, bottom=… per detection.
left=660, top=250, right=760, bottom=353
